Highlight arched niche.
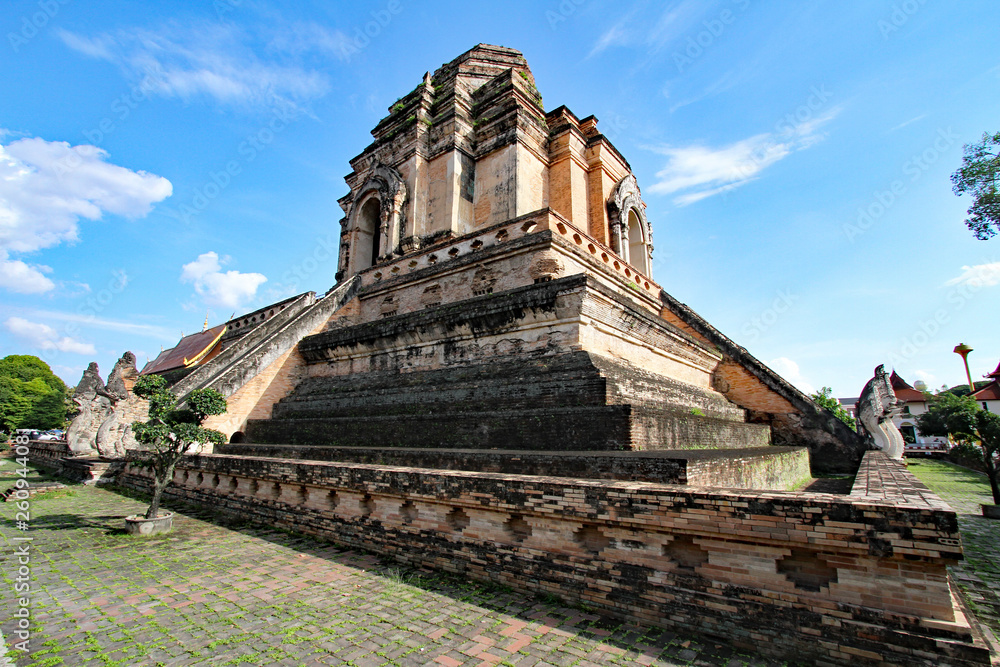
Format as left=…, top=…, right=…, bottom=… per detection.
left=341, top=163, right=408, bottom=277
left=354, top=196, right=382, bottom=272
left=627, top=208, right=651, bottom=276
left=607, top=175, right=653, bottom=276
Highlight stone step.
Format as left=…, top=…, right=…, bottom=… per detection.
left=246, top=404, right=770, bottom=451
left=271, top=351, right=747, bottom=423
left=214, top=443, right=811, bottom=491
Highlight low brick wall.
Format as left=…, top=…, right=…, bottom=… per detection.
left=116, top=450, right=988, bottom=665
left=26, top=442, right=125, bottom=485
left=25, top=440, right=72, bottom=470
left=217, top=444, right=811, bottom=490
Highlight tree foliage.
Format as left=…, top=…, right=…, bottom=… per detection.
left=918, top=392, right=1000, bottom=504
left=943, top=381, right=991, bottom=398
left=916, top=392, right=978, bottom=443
left=0, top=355, right=70, bottom=435
left=951, top=130, right=1000, bottom=240
left=131, top=375, right=227, bottom=519
left=810, top=386, right=856, bottom=430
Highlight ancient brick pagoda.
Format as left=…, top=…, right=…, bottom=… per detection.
left=179, top=44, right=860, bottom=474
left=54, top=45, right=989, bottom=665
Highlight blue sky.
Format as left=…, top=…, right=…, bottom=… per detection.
left=1, top=0, right=998, bottom=398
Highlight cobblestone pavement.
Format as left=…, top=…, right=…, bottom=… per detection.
left=906, top=459, right=1000, bottom=644
left=0, top=456, right=997, bottom=666
left=0, top=461, right=786, bottom=667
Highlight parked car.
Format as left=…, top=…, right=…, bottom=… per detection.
left=904, top=438, right=949, bottom=458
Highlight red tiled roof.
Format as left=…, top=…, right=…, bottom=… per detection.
left=890, top=371, right=926, bottom=403
left=973, top=382, right=1000, bottom=401
left=988, top=360, right=1000, bottom=380
left=140, top=325, right=226, bottom=375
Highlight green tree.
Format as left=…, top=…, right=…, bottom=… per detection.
left=943, top=381, right=991, bottom=398
left=0, top=377, right=31, bottom=434
left=951, top=130, right=1000, bottom=240
left=0, top=355, right=69, bottom=435
left=810, top=387, right=856, bottom=430
left=917, top=392, right=1000, bottom=505
left=973, top=410, right=1000, bottom=505
left=917, top=392, right=977, bottom=444
left=131, top=375, right=227, bottom=520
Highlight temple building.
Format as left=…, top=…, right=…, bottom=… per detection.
left=119, top=43, right=862, bottom=473
left=55, top=45, right=991, bottom=666
left=971, top=360, right=1000, bottom=413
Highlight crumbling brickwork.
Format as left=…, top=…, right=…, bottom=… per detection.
left=117, top=450, right=988, bottom=666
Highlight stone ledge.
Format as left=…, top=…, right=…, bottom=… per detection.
left=216, top=444, right=810, bottom=490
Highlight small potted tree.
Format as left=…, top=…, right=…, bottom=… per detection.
left=126, top=375, right=226, bottom=535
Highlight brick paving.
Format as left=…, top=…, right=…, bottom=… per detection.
left=0, top=460, right=785, bottom=667
left=906, top=459, right=1000, bottom=645
left=0, top=455, right=996, bottom=666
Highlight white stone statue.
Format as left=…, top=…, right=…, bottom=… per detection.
left=857, top=364, right=906, bottom=459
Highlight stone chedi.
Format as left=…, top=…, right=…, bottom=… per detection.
left=72, top=46, right=990, bottom=665
left=181, top=43, right=857, bottom=473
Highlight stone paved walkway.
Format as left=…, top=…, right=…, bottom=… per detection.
left=906, top=459, right=1000, bottom=644
left=0, top=456, right=997, bottom=666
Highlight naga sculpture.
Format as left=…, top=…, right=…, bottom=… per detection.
left=66, top=352, right=146, bottom=458
left=857, top=364, right=906, bottom=459
left=66, top=362, right=107, bottom=454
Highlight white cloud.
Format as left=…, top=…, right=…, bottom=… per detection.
left=0, top=258, right=54, bottom=294
left=589, top=1, right=702, bottom=57
left=266, top=22, right=355, bottom=61
left=888, top=114, right=926, bottom=132
left=181, top=251, right=267, bottom=309
left=57, top=22, right=329, bottom=115
left=767, top=357, right=816, bottom=395
left=944, top=262, right=1000, bottom=288
left=25, top=308, right=176, bottom=342
left=0, top=134, right=171, bottom=293
left=647, top=107, right=840, bottom=206
left=5, top=317, right=96, bottom=356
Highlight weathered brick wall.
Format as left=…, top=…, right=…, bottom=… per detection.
left=659, top=291, right=867, bottom=474
left=117, top=450, right=988, bottom=666
left=217, top=443, right=811, bottom=490
left=248, top=405, right=635, bottom=450
left=248, top=350, right=768, bottom=452
left=25, top=440, right=71, bottom=469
